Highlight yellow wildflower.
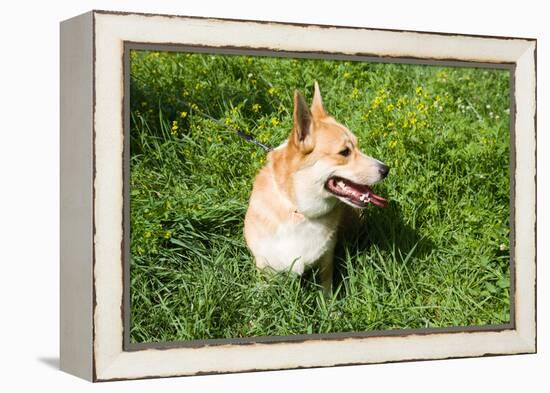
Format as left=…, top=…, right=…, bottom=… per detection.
left=252, top=104, right=261, bottom=113
left=437, top=71, right=448, bottom=81
left=270, top=117, right=280, bottom=126
left=268, top=87, right=277, bottom=96
left=171, top=120, right=178, bottom=136
left=180, top=111, right=188, bottom=119
left=371, top=95, right=383, bottom=109
left=417, top=102, right=428, bottom=113
left=396, top=96, right=407, bottom=108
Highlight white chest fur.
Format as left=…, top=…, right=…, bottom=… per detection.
left=256, top=213, right=339, bottom=274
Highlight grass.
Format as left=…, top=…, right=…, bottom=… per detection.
left=129, top=50, right=511, bottom=343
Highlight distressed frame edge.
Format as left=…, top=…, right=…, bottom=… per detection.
left=88, top=11, right=537, bottom=382
left=96, top=331, right=535, bottom=382
left=59, top=10, right=95, bottom=382
left=511, top=40, right=537, bottom=353
left=97, top=351, right=536, bottom=383
left=91, top=8, right=538, bottom=42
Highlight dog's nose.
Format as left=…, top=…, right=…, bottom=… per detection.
left=378, top=164, right=390, bottom=178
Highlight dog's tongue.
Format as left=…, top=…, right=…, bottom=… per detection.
left=367, top=189, right=389, bottom=208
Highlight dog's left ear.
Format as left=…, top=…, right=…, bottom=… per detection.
left=311, top=81, right=327, bottom=119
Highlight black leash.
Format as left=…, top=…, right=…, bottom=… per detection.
left=180, top=100, right=272, bottom=153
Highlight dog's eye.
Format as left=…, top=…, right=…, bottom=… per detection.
left=339, top=147, right=351, bottom=157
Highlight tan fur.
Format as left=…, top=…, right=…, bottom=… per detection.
left=244, top=82, right=387, bottom=292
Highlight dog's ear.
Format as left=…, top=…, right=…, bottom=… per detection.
left=311, top=81, right=327, bottom=119
left=292, top=89, right=314, bottom=153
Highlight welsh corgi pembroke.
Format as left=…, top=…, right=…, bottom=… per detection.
left=244, top=82, right=389, bottom=292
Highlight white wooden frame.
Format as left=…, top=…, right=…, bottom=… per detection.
left=60, top=10, right=536, bottom=382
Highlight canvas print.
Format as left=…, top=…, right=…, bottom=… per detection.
left=128, top=49, right=511, bottom=344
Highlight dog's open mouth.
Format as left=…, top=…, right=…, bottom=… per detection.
left=325, top=176, right=388, bottom=208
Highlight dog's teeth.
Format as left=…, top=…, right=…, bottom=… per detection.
left=360, top=193, right=370, bottom=203
left=337, top=181, right=346, bottom=189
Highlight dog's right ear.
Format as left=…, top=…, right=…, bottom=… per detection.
left=291, top=90, right=314, bottom=153
left=311, top=81, right=327, bottom=119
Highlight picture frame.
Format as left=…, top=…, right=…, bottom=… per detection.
left=60, top=10, right=536, bottom=382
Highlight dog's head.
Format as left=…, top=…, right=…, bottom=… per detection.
left=288, top=82, right=389, bottom=217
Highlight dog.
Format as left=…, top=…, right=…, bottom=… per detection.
left=244, top=82, right=389, bottom=292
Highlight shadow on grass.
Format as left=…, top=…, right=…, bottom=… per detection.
left=333, top=202, right=435, bottom=286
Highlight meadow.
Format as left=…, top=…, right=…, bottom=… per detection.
left=129, top=50, right=511, bottom=343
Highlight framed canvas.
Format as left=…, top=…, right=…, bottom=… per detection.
left=60, top=10, right=537, bottom=382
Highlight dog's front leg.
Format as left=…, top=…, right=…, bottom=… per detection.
left=318, top=249, right=334, bottom=294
